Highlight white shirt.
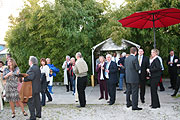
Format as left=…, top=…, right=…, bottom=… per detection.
left=157, top=56, right=164, bottom=71
left=100, top=62, right=104, bottom=80
left=138, top=55, right=143, bottom=67
left=40, top=65, right=50, bottom=82
left=170, top=55, right=174, bottom=66
left=105, top=61, right=111, bottom=79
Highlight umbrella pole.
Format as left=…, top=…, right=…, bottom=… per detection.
left=153, top=14, right=156, bottom=48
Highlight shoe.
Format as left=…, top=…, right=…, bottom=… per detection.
left=160, top=88, right=165, bottom=91
left=76, top=105, right=85, bottom=108
left=151, top=106, right=160, bottom=109
left=109, top=103, right=114, bottom=105
left=23, top=111, right=28, bottom=116
left=98, top=97, right=104, bottom=100
left=12, top=112, right=15, bottom=118
left=168, top=86, right=173, bottom=89
left=132, top=107, right=142, bottom=110
left=117, top=89, right=123, bottom=91
left=66, top=90, right=69, bottom=92
left=107, top=101, right=110, bottom=103
left=124, top=91, right=126, bottom=94
left=36, top=115, right=41, bottom=118
left=141, top=100, right=145, bottom=103
left=47, top=100, right=52, bottom=102
left=105, top=98, right=108, bottom=100
left=171, top=93, right=177, bottom=97
left=127, top=104, right=132, bottom=108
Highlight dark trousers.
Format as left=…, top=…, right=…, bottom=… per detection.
left=169, top=67, right=177, bottom=88
left=66, top=73, right=73, bottom=91
left=150, top=77, right=161, bottom=108
left=77, top=76, right=87, bottom=107
left=173, top=76, right=180, bottom=95
left=41, top=88, right=52, bottom=106
left=107, top=80, right=116, bottom=104
left=27, top=93, right=42, bottom=120
left=139, top=79, right=146, bottom=102
left=99, top=80, right=108, bottom=100
left=126, top=83, right=139, bottom=109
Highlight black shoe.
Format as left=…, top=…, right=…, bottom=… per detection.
left=76, top=105, right=85, bottom=108
left=132, top=107, right=142, bottom=110
left=109, top=103, right=114, bottom=105
left=117, top=89, right=123, bottom=91
left=151, top=106, right=160, bottom=109
left=66, top=90, right=69, bottom=92
left=141, top=100, right=145, bottom=103
left=36, top=115, right=41, bottom=118
left=168, top=86, right=173, bottom=89
left=107, top=101, right=110, bottom=103
left=160, top=88, right=165, bottom=91
left=124, top=91, right=126, bottom=94
left=127, top=104, right=132, bottom=108
left=171, top=93, right=177, bottom=97
left=47, top=100, right=52, bottom=102
left=98, top=97, right=104, bottom=100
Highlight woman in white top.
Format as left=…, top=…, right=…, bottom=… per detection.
left=40, top=58, right=52, bottom=106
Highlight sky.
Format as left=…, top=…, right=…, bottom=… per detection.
left=0, top=0, right=125, bottom=44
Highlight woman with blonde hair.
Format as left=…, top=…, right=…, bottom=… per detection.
left=3, top=58, right=27, bottom=118
left=147, top=49, right=162, bottom=109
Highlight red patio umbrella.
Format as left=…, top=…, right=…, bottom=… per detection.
left=118, top=8, right=180, bottom=48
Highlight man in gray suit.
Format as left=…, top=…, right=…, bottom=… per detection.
left=24, top=56, right=41, bottom=120
left=125, top=47, right=142, bottom=110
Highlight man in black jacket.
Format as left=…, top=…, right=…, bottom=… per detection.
left=167, top=50, right=178, bottom=89
left=24, top=56, right=41, bottom=120
left=138, top=49, right=149, bottom=103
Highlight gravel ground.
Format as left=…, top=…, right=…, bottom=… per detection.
left=0, top=80, right=180, bottom=120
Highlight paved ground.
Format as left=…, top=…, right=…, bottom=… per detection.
left=0, top=79, right=180, bottom=120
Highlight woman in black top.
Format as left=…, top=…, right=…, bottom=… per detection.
left=147, top=49, right=162, bottom=109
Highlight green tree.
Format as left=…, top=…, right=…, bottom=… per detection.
left=100, top=0, right=180, bottom=76
left=5, top=0, right=106, bottom=82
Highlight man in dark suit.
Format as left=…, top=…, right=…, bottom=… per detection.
left=105, top=54, right=118, bottom=105
left=24, top=56, right=41, bottom=120
left=167, top=50, right=178, bottom=89
left=125, top=47, right=142, bottom=110
left=138, top=49, right=149, bottom=103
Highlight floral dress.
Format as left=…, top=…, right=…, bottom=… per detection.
left=3, top=67, right=20, bottom=102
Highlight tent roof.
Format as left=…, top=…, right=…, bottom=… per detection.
left=0, top=48, right=8, bottom=55
left=92, top=38, right=140, bottom=52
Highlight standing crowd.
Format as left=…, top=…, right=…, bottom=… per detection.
left=95, top=47, right=180, bottom=110
left=0, top=48, right=180, bottom=119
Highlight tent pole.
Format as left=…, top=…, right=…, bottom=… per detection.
left=153, top=14, right=156, bottom=48
left=92, top=49, right=94, bottom=75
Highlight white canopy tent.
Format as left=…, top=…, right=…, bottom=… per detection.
left=91, top=38, right=140, bottom=75
left=0, top=48, right=8, bottom=55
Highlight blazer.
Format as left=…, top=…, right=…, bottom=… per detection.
left=24, top=64, right=41, bottom=94
left=138, top=55, right=149, bottom=79
left=150, top=58, right=162, bottom=79
left=125, top=55, right=140, bottom=83
left=96, top=62, right=107, bottom=82
left=118, top=57, right=126, bottom=74
left=107, top=61, right=118, bottom=84
left=167, top=55, right=178, bottom=70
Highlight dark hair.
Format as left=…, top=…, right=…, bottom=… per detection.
left=40, top=58, right=47, bottom=66
left=8, top=58, right=17, bottom=71
left=130, top=47, right=137, bottom=54
left=0, top=61, right=4, bottom=65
